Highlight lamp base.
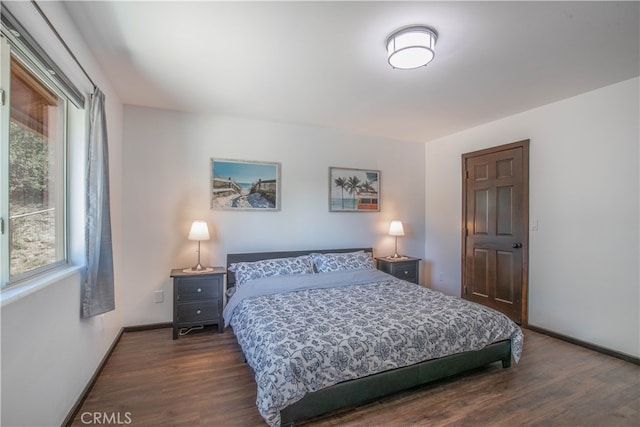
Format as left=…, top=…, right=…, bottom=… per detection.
left=182, top=267, right=214, bottom=273
left=184, top=241, right=213, bottom=273
left=388, top=254, right=407, bottom=260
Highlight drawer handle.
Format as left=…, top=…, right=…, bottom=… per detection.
left=404, top=270, right=409, bottom=274
left=196, top=309, right=202, bottom=315
left=197, top=288, right=202, bottom=292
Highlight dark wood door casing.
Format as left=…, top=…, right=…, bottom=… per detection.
left=461, top=140, right=529, bottom=325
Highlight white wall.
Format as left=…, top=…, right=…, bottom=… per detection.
left=0, top=2, right=124, bottom=426
left=425, top=78, right=639, bottom=358
left=121, top=107, right=426, bottom=326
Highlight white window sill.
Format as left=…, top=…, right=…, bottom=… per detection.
left=0, top=265, right=83, bottom=308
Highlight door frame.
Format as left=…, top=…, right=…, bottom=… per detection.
left=461, top=140, right=530, bottom=325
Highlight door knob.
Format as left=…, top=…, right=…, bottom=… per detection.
left=512, top=242, right=523, bottom=248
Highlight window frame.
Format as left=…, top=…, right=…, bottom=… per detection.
left=1, top=32, right=71, bottom=288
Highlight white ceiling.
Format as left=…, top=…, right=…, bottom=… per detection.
left=63, top=1, right=639, bottom=143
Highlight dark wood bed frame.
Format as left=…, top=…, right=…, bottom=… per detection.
left=226, top=248, right=512, bottom=426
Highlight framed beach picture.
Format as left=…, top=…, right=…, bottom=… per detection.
left=211, top=158, right=281, bottom=211
left=329, top=167, right=380, bottom=212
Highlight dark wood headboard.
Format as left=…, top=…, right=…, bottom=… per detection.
left=226, top=247, right=373, bottom=288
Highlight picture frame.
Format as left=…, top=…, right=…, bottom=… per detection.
left=329, top=167, right=380, bottom=212
left=211, top=158, right=281, bottom=211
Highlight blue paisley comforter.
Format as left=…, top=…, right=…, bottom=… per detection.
left=223, top=269, right=523, bottom=427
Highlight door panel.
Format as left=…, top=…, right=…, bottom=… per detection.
left=495, top=251, right=514, bottom=303
left=496, top=185, right=514, bottom=235
left=497, top=158, right=513, bottom=178
left=462, top=141, right=529, bottom=324
left=474, top=189, right=489, bottom=234
left=475, top=163, right=489, bottom=180
left=472, top=248, right=489, bottom=296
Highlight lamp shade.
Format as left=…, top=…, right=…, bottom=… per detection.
left=388, top=220, right=405, bottom=236
left=386, top=26, right=437, bottom=70
left=187, top=220, right=210, bottom=241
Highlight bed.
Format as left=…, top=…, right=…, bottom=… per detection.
left=223, top=248, right=523, bottom=427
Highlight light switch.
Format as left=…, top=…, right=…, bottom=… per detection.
left=530, top=220, right=539, bottom=231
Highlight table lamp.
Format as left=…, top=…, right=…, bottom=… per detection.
left=186, top=220, right=210, bottom=272
left=388, top=220, right=405, bottom=259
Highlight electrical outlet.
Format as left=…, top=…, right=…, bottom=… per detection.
left=154, top=290, right=164, bottom=303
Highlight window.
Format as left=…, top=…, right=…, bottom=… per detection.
left=8, top=56, right=66, bottom=278
left=1, top=36, right=70, bottom=287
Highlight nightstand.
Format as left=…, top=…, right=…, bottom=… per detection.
left=375, top=256, right=421, bottom=284
left=169, top=267, right=226, bottom=339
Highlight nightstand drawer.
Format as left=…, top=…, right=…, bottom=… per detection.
left=176, top=277, right=221, bottom=301
left=390, top=262, right=418, bottom=280
left=375, top=257, right=420, bottom=284
left=176, top=301, right=220, bottom=323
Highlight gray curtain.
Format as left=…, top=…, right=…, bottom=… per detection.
left=82, top=87, right=115, bottom=318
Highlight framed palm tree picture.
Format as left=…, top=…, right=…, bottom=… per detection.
left=329, top=167, right=380, bottom=212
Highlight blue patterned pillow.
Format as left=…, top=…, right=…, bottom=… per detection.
left=310, top=251, right=375, bottom=273
left=229, top=255, right=315, bottom=288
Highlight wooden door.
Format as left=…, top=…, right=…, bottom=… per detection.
left=462, top=140, right=529, bottom=324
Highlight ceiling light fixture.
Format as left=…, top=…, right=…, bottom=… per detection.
left=386, top=26, right=438, bottom=70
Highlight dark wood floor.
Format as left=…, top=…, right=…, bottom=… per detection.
left=71, top=327, right=639, bottom=426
